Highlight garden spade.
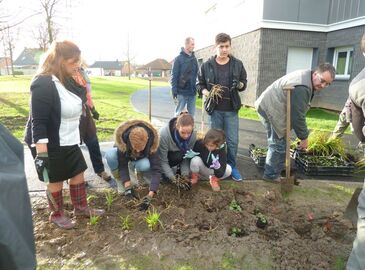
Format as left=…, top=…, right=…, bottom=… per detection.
left=281, top=86, right=295, bottom=194
left=344, top=187, right=362, bottom=226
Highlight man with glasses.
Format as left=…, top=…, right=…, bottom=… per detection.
left=254, top=63, right=335, bottom=182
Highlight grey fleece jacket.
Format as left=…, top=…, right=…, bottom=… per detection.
left=158, top=118, right=197, bottom=180
left=255, top=69, right=313, bottom=140
left=349, top=67, right=365, bottom=112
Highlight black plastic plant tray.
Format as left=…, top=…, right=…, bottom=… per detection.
left=248, top=144, right=266, bottom=168
left=294, top=153, right=355, bottom=176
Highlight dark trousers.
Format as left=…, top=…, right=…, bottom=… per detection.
left=84, top=136, right=105, bottom=174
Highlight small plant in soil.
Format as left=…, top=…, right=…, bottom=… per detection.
left=229, top=227, right=242, bottom=237
left=87, top=194, right=97, bottom=204
left=229, top=199, right=242, bottom=212
left=145, top=208, right=163, bottom=231
left=256, top=213, right=268, bottom=229
left=105, top=190, right=115, bottom=211
left=89, top=215, right=101, bottom=226
left=253, top=207, right=261, bottom=215
left=120, top=215, right=133, bottom=230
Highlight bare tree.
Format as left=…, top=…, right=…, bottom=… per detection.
left=32, top=23, right=51, bottom=50
left=1, top=25, right=17, bottom=76
left=39, top=0, right=60, bottom=44
left=124, top=33, right=137, bottom=80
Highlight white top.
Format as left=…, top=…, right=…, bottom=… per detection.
left=52, top=75, right=82, bottom=146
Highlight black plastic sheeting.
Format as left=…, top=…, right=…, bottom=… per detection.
left=0, top=124, right=36, bottom=270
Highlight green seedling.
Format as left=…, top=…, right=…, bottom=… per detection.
left=229, top=199, right=242, bottom=212
left=105, top=191, right=115, bottom=211
left=87, top=194, right=97, bottom=204
left=89, top=215, right=101, bottom=226
left=145, top=208, right=163, bottom=231
left=230, top=227, right=242, bottom=237
left=120, top=215, right=133, bottom=230
left=256, top=213, right=267, bottom=222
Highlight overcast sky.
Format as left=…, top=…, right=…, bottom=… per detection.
left=1, top=0, right=261, bottom=65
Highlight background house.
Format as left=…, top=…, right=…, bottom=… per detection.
left=137, top=58, right=172, bottom=78
left=13, top=48, right=45, bottom=75
left=195, top=0, right=365, bottom=111
left=88, top=60, right=126, bottom=76
left=0, top=57, right=11, bottom=75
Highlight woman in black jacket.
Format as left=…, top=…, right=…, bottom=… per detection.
left=24, top=40, right=104, bottom=229
left=189, top=129, right=232, bottom=191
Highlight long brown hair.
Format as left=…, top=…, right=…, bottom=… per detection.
left=36, top=40, right=81, bottom=85
left=203, top=128, right=225, bottom=147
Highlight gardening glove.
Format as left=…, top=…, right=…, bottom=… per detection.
left=183, top=149, right=200, bottom=159
left=91, top=106, right=100, bottom=120
left=124, top=186, right=138, bottom=201
left=209, top=154, right=221, bottom=170
left=34, top=152, right=49, bottom=181
left=231, top=79, right=244, bottom=90
left=139, top=195, right=152, bottom=211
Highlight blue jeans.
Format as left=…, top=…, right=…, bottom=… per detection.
left=84, top=136, right=105, bottom=174
left=210, top=110, right=239, bottom=168
left=175, top=94, right=196, bottom=117
left=105, top=148, right=150, bottom=172
left=257, top=108, right=286, bottom=179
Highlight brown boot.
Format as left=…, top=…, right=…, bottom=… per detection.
left=70, top=182, right=105, bottom=217
left=47, top=190, right=75, bottom=229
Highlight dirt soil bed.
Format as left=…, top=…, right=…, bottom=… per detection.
left=32, top=180, right=360, bottom=270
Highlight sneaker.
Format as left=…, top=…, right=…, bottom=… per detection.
left=97, top=171, right=112, bottom=182
left=191, top=173, right=199, bottom=185
left=209, top=175, right=220, bottom=191
left=231, top=167, right=243, bottom=182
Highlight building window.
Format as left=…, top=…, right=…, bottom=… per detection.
left=333, top=47, right=353, bottom=80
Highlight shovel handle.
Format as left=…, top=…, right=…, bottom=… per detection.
left=284, top=86, right=294, bottom=180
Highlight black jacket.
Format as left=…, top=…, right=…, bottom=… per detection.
left=171, top=49, right=198, bottom=96
left=24, top=75, right=62, bottom=147
left=193, top=139, right=228, bottom=178
left=197, top=55, right=247, bottom=111
left=24, top=75, right=86, bottom=147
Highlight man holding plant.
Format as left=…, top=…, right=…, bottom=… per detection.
left=254, top=63, right=335, bottom=182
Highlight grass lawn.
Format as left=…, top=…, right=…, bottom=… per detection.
left=196, top=98, right=347, bottom=134
left=0, top=75, right=168, bottom=142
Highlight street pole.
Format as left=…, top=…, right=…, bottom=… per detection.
left=148, top=67, right=152, bottom=122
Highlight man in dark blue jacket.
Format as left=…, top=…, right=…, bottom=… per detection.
left=171, top=37, right=198, bottom=117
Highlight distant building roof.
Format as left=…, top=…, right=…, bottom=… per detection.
left=89, top=61, right=125, bottom=70
left=140, top=58, right=172, bottom=70
left=14, top=48, right=45, bottom=66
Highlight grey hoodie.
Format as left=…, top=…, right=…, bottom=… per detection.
left=158, top=118, right=197, bottom=180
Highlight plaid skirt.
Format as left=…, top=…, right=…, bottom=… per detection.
left=45, top=145, right=87, bottom=183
